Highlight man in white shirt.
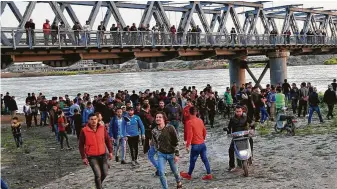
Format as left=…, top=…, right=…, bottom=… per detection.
left=23, top=101, right=32, bottom=128
left=83, top=20, right=91, bottom=44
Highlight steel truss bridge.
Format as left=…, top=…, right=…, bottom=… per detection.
left=1, top=1, right=337, bottom=87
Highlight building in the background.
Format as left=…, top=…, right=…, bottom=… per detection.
left=4, top=60, right=121, bottom=73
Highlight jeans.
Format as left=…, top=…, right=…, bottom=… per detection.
left=88, top=155, right=109, bottom=189
left=114, top=137, right=126, bottom=161
left=170, top=120, right=179, bottom=135
left=128, top=136, right=139, bottom=161
left=59, top=131, right=70, bottom=149
left=40, top=111, right=48, bottom=125
left=148, top=145, right=158, bottom=170
left=188, top=143, right=211, bottom=175
left=54, top=124, right=60, bottom=142
left=13, top=134, right=23, bottom=147
left=308, top=106, right=323, bottom=124
left=157, top=152, right=181, bottom=189
left=260, top=106, right=269, bottom=123
left=44, top=33, right=50, bottom=45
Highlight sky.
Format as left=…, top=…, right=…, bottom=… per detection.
left=1, top=0, right=336, bottom=35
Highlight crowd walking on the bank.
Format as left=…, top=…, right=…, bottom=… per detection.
left=1, top=78, right=336, bottom=189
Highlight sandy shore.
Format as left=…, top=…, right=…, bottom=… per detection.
left=1, top=111, right=337, bottom=189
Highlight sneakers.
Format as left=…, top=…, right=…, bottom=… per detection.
left=131, top=161, right=136, bottom=166
left=121, top=160, right=127, bottom=164
left=135, top=160, right=140, bottom=165
left=228, top=167, right=237, bottom=172
left=180, top=172, right=192, bottom=180
left=202, top=174, right=213, bottom=180
left=116, top=156, right=119, bottom=162
left=60, top=148, right=64, bottom=151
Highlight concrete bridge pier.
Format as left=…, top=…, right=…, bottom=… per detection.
left=268, top=50, right=290, bottom=86
left=229, top=57, right=247, bottom=88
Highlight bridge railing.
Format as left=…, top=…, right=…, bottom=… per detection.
left=1, top=29, right=337, bottom=49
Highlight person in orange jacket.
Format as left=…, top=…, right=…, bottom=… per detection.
left=79, top=113, right=113, bottom=189
left=43, top=19, right=51, bottom=45
left=180, top=106, right=212, bottom=180
left=183, top=98, right=193, bottom=142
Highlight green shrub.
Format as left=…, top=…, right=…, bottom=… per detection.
left=324, top=58, right=337, bottom=65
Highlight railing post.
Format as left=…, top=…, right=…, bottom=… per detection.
left=120, top=31, right=123, bottom=48
left=85, top=31, right=88, bottom=48
left=58, top=28, right=61, bottom=49
left=151, top=31, right=155, bottom=48
left=12, top=30, right=16, bottom=49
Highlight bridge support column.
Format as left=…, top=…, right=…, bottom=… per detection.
left=229, top=57, right=246, bottom=88
left=268, top=50, right=290, bottom=86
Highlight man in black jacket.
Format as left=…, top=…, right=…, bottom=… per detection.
left=226, top=106, right=253, bottom=171
left=139, top=104, right=154, bottom=154
left=308, top=87, right=324, bottom=124
left=323, top=85, right=337, bottom=119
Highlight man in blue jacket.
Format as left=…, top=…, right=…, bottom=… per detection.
left=109, top=107, right=127, bottom=164
left=126, top=107, right=145, bottom=166
left=82, top=102, right=94, bottom=126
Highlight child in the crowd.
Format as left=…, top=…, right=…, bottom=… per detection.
left=11, top=117, right=23, bottom=148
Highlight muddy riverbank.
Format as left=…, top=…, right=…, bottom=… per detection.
left=1, top=110, right=337, bottom=189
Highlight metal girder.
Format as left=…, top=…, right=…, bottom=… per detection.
left=243, top=15, right=250, bottom=33
left=310, top=14, right=318, bottom=32
left=1, top=1, right=7, bottom=15
left=14, top=1, right=36, bottom=45
left=195, top=2, right=211, bottom=33
left=206, top=1, right=263, bottom=8
left=265, top=10, right=286, bottom=16
left=281, top=10, right=292, bottom=34
left=153, top=10, right=164, bottom=27
left=139, top=1, right=155, bottom=27
left=182, top=2, right=196, bottom=33
left=263, top=4, right=303, bottom=12
left=49, top=1, right=74, bottom=42
left=210, top=13, right=219, bottom=31
left=178, top=11, right=196, bottom=30
left=268, top=18, right=278, bottom=33
left=156, top=1, right=171, bottom=31
left=328, top=16, right=337, bottom=37
left=217, top=8, right=230, bottom=33
left=65, top=5, right=82, bottom=27
left=247, top=8, right=259, bottom=34
left=56, top=1, right=220, bottom=14
left=229, top=5, right=243, bottom=33
left=259, top=8, right=271, bottom=34
left=289, top=7, right=337, bottom=16
left=103, top=8, right=112, bottom=28
left=107, top=1, right=126, bottom=29
left=303, top=13, right=313, bottom=33
left=7, top=1, right=22, bottom=21
left=53, top=3, right=65, bottom=25
left=289, top=13, right=299, bottom=34
left=319, top=15, right=329, bottom=31
left=88, top=1, right=102, bottom=29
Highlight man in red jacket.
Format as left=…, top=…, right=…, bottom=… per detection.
left=43, top=19, right=51, bottom=46
left=79, top=113, right=113, bottom=189
left=180, top=106, right=212, bottom=180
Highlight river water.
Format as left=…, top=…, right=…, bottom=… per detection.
left=1, top=65, right=336, bottom=111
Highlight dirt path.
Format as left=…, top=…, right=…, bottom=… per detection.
left=2, top=114, right=337, bottom=189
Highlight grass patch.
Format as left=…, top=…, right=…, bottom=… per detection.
left=324, top=57, right=337, bottom=65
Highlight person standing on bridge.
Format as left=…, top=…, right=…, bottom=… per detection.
left=97, top=21, right=106, bottom=45
left=51, top=22, right=58, bottom=45
left=43, top=19, right=51, bottom=46
left=59, top=22, right=67, bottom=46
left=230, top=27, right=237, bottom=44
left=83, top=21, right=91, bottom=45
left=25, top=19, right=35, bottom=45
left=72, top=22, right=81, bottom=46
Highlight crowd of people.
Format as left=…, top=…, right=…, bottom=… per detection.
left=2, top=78, right=337, bottom=189
left=24, top=18, right=206, bottom=46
